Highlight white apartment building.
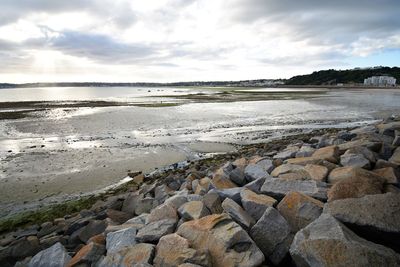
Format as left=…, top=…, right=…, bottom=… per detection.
left=364, top=76, right=396, bottom=86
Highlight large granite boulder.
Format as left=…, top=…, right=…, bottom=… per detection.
left=106, top=227, right=137, bottom=254
left=312, top=145, right=340, bottom=163
left=240, top=188, right=277, bottom=220
left=67, top=242, right=106, bottom=267
left=178, top=201, right=210, bottom=221
left=202, top=191, right=223, bottom=214
left=340, top=152, right=371, bottom=169
left=271, top=164, right=303, bottom=177
left=153, top=234, right=210, bottom=267
left=250, top=207, right=292, bottom=265
left=177, top=214, right=264, bottom=267
left=28, top=242, right=71, bottom=267
left=244, top=164, right=271, bottom=182
left=261, top=178, right=328, bottom=201
left=373, top=167, right=400, bottom=184
left=327, top=167, right=385, bottom=202
left=324, top=192, right=400, bottom=251
left=99, top=243, right=155, bottom=267
left=290, top=214, right=400, bottom=267
left=221, top=198, right=255, bottom=230
left=277, top=191, right=324, bottom=232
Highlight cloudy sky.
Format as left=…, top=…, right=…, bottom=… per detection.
left=0, top=0, right=399, bottom=83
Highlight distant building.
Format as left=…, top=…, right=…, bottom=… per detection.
left=364, top=76, right=396, bottom=87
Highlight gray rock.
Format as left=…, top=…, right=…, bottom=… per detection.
left=337, top=130, right=356, bottom=141
left=296, top=145, right=316, bottom=158
left=209, top=187, right=243, bottom=204
left=390, top=146, right=400, bottom=165
left=244, top=164, right=271, bottom=182
left=221, top=198, right=255, bottom=230
left=261, top=178, right=328, bottom=201
left=340, top=153, right=371, bottom=169
left=79, top=220, right=107, bottom=243
left=121, top=192, right=141, bottom=216
left=155, top=185, right=171, bottom=205
left=244, top=177, right=266, bottom=194
left=106, top=227, right=137, bottom=254
left=273, top=146, right=299, bottom=161
left=229, top=167, right=246, bottom=186
left=135, top=197, right=156, bottom=215
left=290, top=214, right=400, bottom=267
left=202, top=191, right=223, bottom=214
left=178, top=201, right=210, bottom=221
left=271, top=164, right=304, bottom=177
left=324, top=192, right=400, bottom=250
left=28, top=242, right=70, bottom=267
left=164, top=195, right=188, bottom=210
left=250, top=207, right=292, bottom=265
left=255, top=158, right=275, bottom=173
left=136, top=219, right=177, bottom=243
left=187, top=194, right=203, bottom=201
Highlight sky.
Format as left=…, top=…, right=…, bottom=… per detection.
left=0, top=0, right=399, bottom=83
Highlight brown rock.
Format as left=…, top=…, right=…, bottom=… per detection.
left=373, top=167, right=400, bottom=184
left=123, top=243, right=155, bottom=265
left=211, top=169, right=237, bottom=189
left=67, top=242, right=105, bottom=267
left=328, top=167, right=385, bottom=202
left=154, top=234, right=210, bottom=267
left=177, top=214, right=264, bottom=267
left=87, top=234, right=105, bottom=245
left=106, top=209, right=131, bottom=224
left=278, top=172, right=309, bottom=181
left=178, top=201, right=210, bottom=221
left=312, top=145, right=340, bottom=163
left=389, top=147, right=400, bottom=165
left=271, top=164, right=303, bottom=177
left=338, top=139, right=382, bottom=153
left=147, top=203, right=178, bottom=223
left=304, top=164, right=329, bottom=182
left=327, top=166, right=356, bottom=184
left=277, top=191, right=324, bottom=232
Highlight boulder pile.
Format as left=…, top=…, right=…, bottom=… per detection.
left=1, top=118, right=400, bottom=267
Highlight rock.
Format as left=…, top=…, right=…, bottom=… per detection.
left=106, top=209, right=131, bottom=224
left=121, top=192, right=141, bottom=216
left=228, top=166, right=246, bottom=186
left=177, top=214, right=264, bottom=267
left=271, top=164, right=303, bottom=177
left=346, top=146, right=376, bottom=163
left=164, top=195, right=188, bottom=210
left=277, top=191, right=324, bottom=232
left=324, top=192, right=400, bottom=251
left=187, top=194, right=203, bottom=201
left=240, top=188, right=277, bottom=220
left=28, top=242, right=71, bottom=267
left=209, top=187, right=242, bottom=204
left=211, top=170, right=237, bottom=189
left=153, top=234, right=210, bottom=267
left=373, top=167, right=400, bottom=184
left=273, top=146, right=299, bottom=161
left=106, top=227, right=137, bottom=254
left=285, top=156, right=321, bottom=165
left=375, top=159, right=399, bottom=169
left=8, top=236, right=40, bottom=260
left=340, top=153, right=371, bottom=169
left=304, top=164, right=328, bottom=182
left=389, top=147, right=400, bottom=165
left=135, top=197, right=155, bottom=215
left=254, top=158, right=275, bottom=173
left=99, top=243, right=155, bottom=267
left=250, top=207, right=292, bottom=265
left=136, top=219, right=176, bottom=243
left=88, top=234, right=106, bottom=245
left=290, top=214, right=400, bottom=267
left=221, top=198, right=255, bottom=230
left=338, top=138, right=382, bottom=153
left=194, top=177, right=212, bottom=195
left=79, top=220, right=107, bottom=243
left=244, top=164, right=270, bottom=182
left=377, top=121, right=400, bottom=136
left=155, top=185, right=172, bottom=205
left=296, top=145, right=315, bottom=158
left=393, top=133, right=400, bottom=146
left=202, top=191, right=223, bottom=214
left=244, top=177, right=266, bottom=194
left=278, top=172, right=309, bottom=180
left=312, top=145, right=340, bottom=163
left=337, top=130, right=356, bottom=141
left=261, top=178, right=328, bottom=201
left=146, top=203, right=178, bottom=224
left=178, top=201, right=210, bottom=221
left=124, top=213, right=148, bottom=229
left=67, top=242, right=106, bottom=267
left=328, top=166, right=356, bottom=184
left=328, top=167, right=385, bottom=201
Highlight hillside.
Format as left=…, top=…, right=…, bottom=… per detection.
left=286, top=67, right=400, bottom=85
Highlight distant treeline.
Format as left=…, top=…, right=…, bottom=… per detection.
left=286, top=67, right=400, bottom=85
left=0, top=79, right=283, bottom=89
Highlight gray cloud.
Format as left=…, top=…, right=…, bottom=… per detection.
left=227, top=0, right=400, bottom=43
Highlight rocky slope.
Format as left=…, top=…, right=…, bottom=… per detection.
left=1, top=118, right=400, bottom=267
